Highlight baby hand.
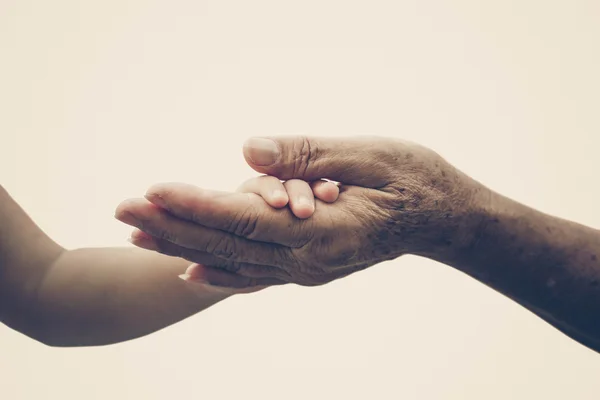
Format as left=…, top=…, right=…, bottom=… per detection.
left=235, top=176, right=339, bottom=219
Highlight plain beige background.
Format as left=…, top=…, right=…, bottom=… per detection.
left=1, top=1, right=599, bottom=399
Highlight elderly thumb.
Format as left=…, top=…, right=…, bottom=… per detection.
left=242, top=135, right=397, bottom=188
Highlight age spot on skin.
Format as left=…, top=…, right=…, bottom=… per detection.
left=591, top=254, right=597, bottom=261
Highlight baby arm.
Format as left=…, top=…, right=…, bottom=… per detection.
left=0, top=177, right=337, bottom=347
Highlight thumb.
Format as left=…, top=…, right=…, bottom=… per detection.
left=242, top=135, right=399, bottom=188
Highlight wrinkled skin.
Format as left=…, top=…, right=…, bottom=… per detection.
left=116, top=136, right=489, bottom=288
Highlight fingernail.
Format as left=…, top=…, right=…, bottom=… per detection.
left=244, top=138, right=280, bottom=166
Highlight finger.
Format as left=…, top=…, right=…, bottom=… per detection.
left=128, top=231, right=278, bottom=293
left=236, top=175, right=289, bottom=209
left=311, top=180, right=339, bottom=203
left=140, top=183, right=312, bottom=247
left=117, top=198, right=295, bottom=267
left=131, top=226, right=369, bottom=287
left=129, top=228, right=292, bottom=280
left=283, top=179, right=315, bottom=219
left=181, top=264, right=287, bottom=292
left=212, top=262, right=368, bottom=288
left=242, top=135, right=400, bottom=187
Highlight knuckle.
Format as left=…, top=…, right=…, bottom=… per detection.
left=222, top=261, right=242, bottom=273
left=155, top=227, right=178, bottom=244
left=228, top=205, right=259, bottom=238
left=291, top=136, right=317, bottom=178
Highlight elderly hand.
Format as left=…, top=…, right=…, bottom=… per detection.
left=117, top=136, right=490, bottom=288
left=116, top=173, right=339, bottom=291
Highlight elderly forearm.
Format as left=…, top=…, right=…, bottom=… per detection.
left=438, top=189, right=600, bottom=352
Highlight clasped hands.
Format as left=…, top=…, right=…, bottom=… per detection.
left=116, top=135, right=487, bottom=294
